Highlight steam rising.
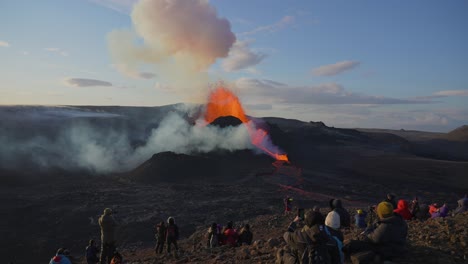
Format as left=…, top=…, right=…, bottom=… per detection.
left=0, top=106, right=253, bottom=174
left=108, top=0, right=236, bottom=96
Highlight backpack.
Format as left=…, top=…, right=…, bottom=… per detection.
left=300, top=226, right=332, bottom=264
left=166, top=224, right=177, bottom=240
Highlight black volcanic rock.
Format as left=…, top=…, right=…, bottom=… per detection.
left=128, top=150, right=273, bottom=184
left=209, top=115, right=243, bottom=128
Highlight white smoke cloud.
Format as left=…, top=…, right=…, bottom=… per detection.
left=0, top=106, right=253, bottom=174
left=108, top=0, right=236, bottom=96
left=222, top=41, right=267, bottom=72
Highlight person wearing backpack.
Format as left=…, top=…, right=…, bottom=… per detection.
left=85, top=239, right=99, bottom=264
left=155, top=221, right=166, bottom=254
left=166, top=217, right=179, bottom=254
left=281, top=210, right=338, bottom=264
left=325, top=211, right=344, bottom=264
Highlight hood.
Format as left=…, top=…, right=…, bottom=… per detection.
left=397, top=199, right=409, bottom=210
left=332, top=199, right=343, bottom=209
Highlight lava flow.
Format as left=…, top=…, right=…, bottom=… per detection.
left=204, top=86, right=289, bottom=162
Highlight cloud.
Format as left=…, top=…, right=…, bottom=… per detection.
left=45, top=47, right=69, bottom=57
left=0, top=41, right=10, bottom=47
left=222, top=41, right=267, bottom=72
left=235, top=78, right=434, bottom=105
left=64, top=78, right=112, bottom=87
left=240, top=16, right=295, bottom=36
left=433, top=90, right=468, bottom=97
left=89, top=0, right=136, bottom=14
left=312, top=61, right=360, bottom=76
left=111, top=64, right=156, bottom=79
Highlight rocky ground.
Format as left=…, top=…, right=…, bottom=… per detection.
left=108, top=211, right=468, bottom=264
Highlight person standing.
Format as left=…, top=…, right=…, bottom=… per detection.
left=99, top=208, right=117, bottom=264
left=85, top=239, right=99, bottom=264
left=155, top=221, right=166, bottom=254
left=166, top=217, right=179, bottom=255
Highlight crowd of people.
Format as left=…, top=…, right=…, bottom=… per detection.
left=277, top=193, right=468, bottom=264
left=48, top=193, right=467, bottom=264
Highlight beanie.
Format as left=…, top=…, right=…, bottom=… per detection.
left=377, top=202, right=394, bottom=219
left=325, top=211, right=341, bottom=230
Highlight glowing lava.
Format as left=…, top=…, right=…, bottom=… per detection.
left=204, top=86, right=289, bottom=162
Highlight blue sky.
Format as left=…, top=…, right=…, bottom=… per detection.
left=1, top=0, right=467, bottom=131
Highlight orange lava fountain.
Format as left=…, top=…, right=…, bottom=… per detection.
left=204, top=86, right=289, bottom=162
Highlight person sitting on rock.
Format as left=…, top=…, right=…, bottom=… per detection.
left=222, top=221, right=239, bottom=247
left=416, top=203, right=431, bottom=220
left=99, top=208, right=117, bottom=264
left=155, top=221, right=166, bottom=254
left=207, top=222, right=219, bottom=248
left=238, top=224, right=253, bottom=246
left=429, top=203, right=439, bottom=215
left=329, top=198, right=351, bottom=229
left=325, top=210, right=344, bottom=243
left=432, top=203, right=449, bottom=218
left=110, top=251, right=122, bottom=264
left=384, top=193, right=398, bottom=210
left=166, top=217, right=179, bottom=254
left=280, top=210, right=340, bottom=264
left=409, top=197, right=420, bottom=218
left=49, top=248, right=72, bottom=264
left=355, top=209, right=368, bottom=230
left=344, top=202, right=408, bottom=262
left=455, top=194, right=468, bottom=214
left=85, top=239, right=100, bottom=264
left=394, top=199, right=413, bottom=220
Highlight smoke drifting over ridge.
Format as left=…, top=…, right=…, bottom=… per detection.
left=0, top=105, right=254, bottom=175
left=108, top=0, right=236, bottom=98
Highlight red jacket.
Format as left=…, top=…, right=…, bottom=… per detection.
left=394, top=199, right=412, bottom=220
left=223, top=228, right=238, bottom=247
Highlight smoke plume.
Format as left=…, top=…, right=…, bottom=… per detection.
left=108, top=0, right=236, bottom=98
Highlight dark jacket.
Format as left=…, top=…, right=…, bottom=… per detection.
left=238, top=229, right=253, bottom=245
left=86, top=245, right=99, bottom=264
left=99, top=214, right=117, bottom=244
left=367, top=214, right=408, bottom=258
left=332, top=199, right=351, bottom=228
left=283, top=223, right=330, bottom=263
left=156, top=223, right=167, bottom=242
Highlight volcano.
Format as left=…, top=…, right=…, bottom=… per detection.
left=128, top=150, right=273, bottom=184
left=209, top=115, right=243, bottom=128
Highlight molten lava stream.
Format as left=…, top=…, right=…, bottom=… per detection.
left=204, top=86, right=289, bottom=162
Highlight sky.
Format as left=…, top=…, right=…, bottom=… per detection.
left=1, top=0, right=467, bottom=132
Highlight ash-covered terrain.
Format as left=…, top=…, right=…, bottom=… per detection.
left=0, top=105, right=467, bottom=263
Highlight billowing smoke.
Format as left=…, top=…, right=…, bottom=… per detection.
left=0, top=105, right=253, bottom=175
left=108, top=0, right=236, bottom=98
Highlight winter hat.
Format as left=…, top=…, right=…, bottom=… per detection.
left=304, top=211, right=324, bottom=227
left=357, top=209, right=363, bottom=215
left=377, top=202, right=394, bottom=219
left=325, top=211, right=341, bottom=230
left=104, top=208, right=112, bottom=215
